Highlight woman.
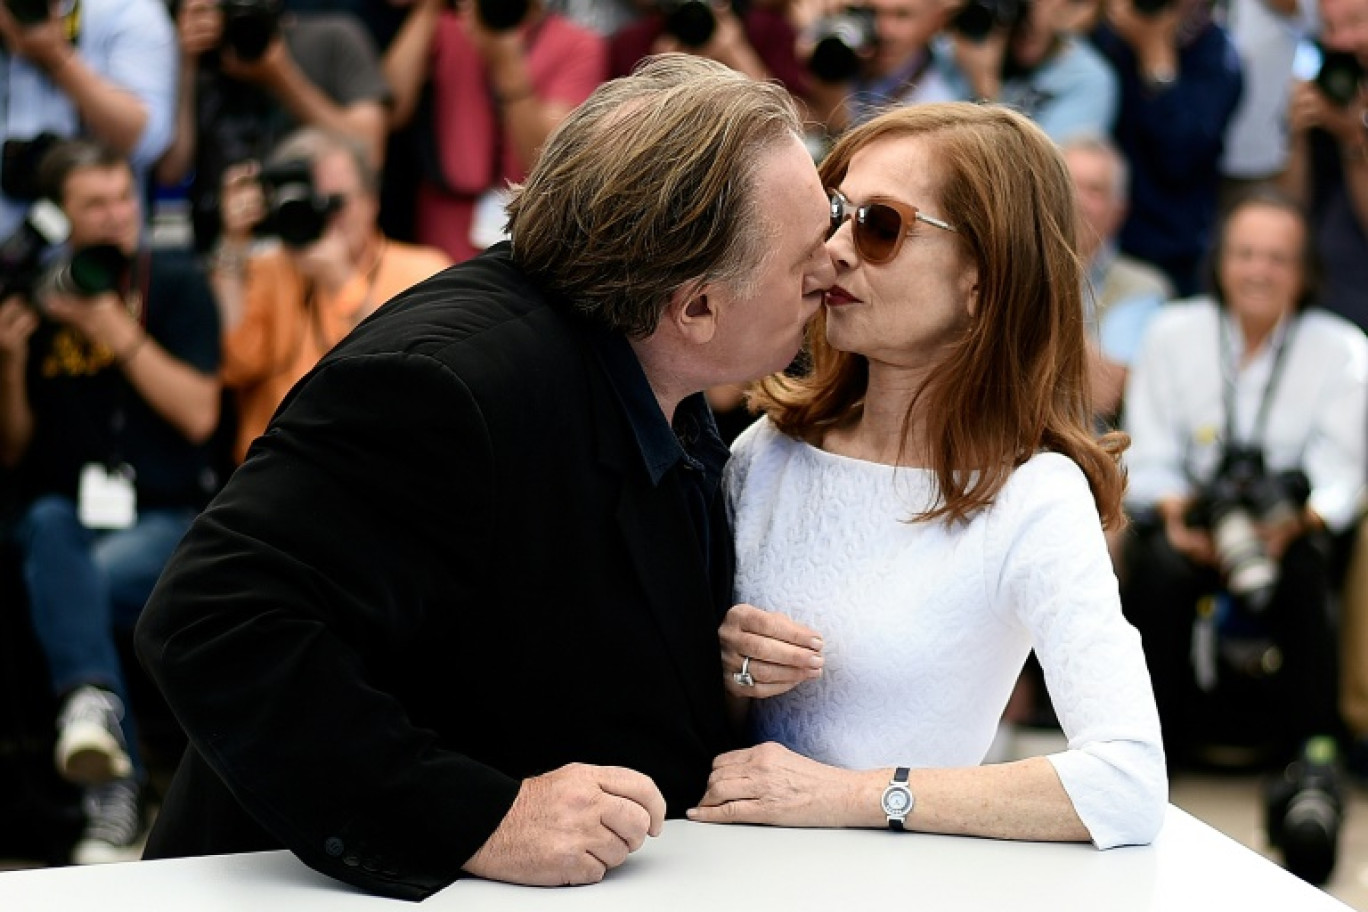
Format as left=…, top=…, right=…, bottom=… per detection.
left=687, top=102, right=1167, bottom=847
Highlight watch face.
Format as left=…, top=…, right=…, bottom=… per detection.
left=882, top=785, right=911, bottom=816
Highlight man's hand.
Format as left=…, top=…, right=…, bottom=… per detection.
left=720, top=603, right=824, bottom=699
left=949, top=28, right=1009, bottom=101
left=1159, top=495, right=1216, bottom=566
left=462, top=763, right=666, bottom=886
left=219, top=161, right=267, bottom=244
left=219, top=33, right=292, bottom=87
left=0, top=3, right=75, bottom=73
left=0, top=297, right=38, bottom=367
left=41, top=289, right=142, bottom=358
left=1288, top=80, right=1368, bottom=146
left=177, top=0, right=223, bottom=60
left=1105, top=0, right=1180, bottom=76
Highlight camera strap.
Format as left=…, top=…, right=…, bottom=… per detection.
left=1218, top=312, right=1297, bottom=452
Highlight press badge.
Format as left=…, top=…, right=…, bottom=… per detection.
left=78, top=463, right=137, bottom=530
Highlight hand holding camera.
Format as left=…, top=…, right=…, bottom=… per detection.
left=1104, top=0, right=1181, bottom=78
left=1288, top=78, right=1367, bottom=148
left=0, top=0, right=76, bottom=74
left=175, top=0, right=226, bottom=61
left=0, top=296, right=39, bottom=367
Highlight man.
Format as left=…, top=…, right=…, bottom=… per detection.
left=810, top=0, right=957, bottom=135
left=0, top=139, right=221, bottom=864
left=1092, top=0, right=1243, bottom=296
left=1279, top=0, right=1368, bottom=330
left=946, top=0, right=1119, bottom=142
left=209, top=127, right=450, bottom=463
left=0, top=0, right=176, bottom=236
left=156, top=0, right=390, bottom=253
left=136, top=54, right=835, bottom=899
left=1063, top=134, right=1172, bottom=421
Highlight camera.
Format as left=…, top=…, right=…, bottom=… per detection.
left=476, top=0, right=531, bottom=32
left=1264, top=736, right=1344, bottom=885
left=1185, top=446, right=1309, bottom=613
left=220, top=0, right=282, bottom=62
left=658, top=0, right=716, bottom=48
left=1298, top=42, right=1365, bottom=108
left=255, top=159, right=344, bottom=248
left=0, top=198, right=70, bottom=302
left=2, top=132, right=61, bottom=202
left=35, top=244, right=130, bottom=303
left=948, top=0, right=1024, bottom=42
left=4, top=0, right=51, bottom=26
left=1130, top=0, right=1175, bottom=16
left=807, top=7, right=876, bottom=83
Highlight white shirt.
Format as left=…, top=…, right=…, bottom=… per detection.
left=726, top=419, right=1168, bottom=849
left=1123, top=298, right=1368, bottom=533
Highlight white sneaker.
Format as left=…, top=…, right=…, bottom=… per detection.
left=71, top=778, right=143, bottom=865
left=54, top=686, right=133, bottom=785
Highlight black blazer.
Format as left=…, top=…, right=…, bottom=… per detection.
left=136, top=247, right=738, bottom=901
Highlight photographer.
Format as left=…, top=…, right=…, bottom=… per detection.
left=383, top=0, right=605, bottom=263
left=608, top=0, right=807, bottom=99
left=211, top=127, right=449, bottom=463
left=1091, top=0, right=1243, bottom=297
left=0, top=139, right=220, bottom=864
left=155, top=0, right=390, bottom=254
left=942, top=0, right=1118, bottom=141
left=806, top=0, right=956, bottom=135
left=1278, top=0, right=1368, bottom=331
left=1120, top=192, right=1365, bottom=786
left=0, top=0, right=176, bottom=237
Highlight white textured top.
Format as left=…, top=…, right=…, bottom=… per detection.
left=726, top=419, right=1168, bottom=849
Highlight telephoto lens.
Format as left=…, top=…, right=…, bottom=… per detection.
left=1264, top=736, right=1344, bottom=886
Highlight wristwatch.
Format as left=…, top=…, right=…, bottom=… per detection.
left=881, top=767, right=914, bottom=831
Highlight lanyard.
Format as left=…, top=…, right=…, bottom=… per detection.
left=1218, top=312, right=1297, bottom=452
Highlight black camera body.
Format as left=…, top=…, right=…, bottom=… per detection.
left=1185, top=446, right=1309, bottom=613
left=1130, top=0, right=1176, bottom=16
left=221, top=0, right=282, bottom=62
left=807, top=7, right=876, bottom=83
left=255, top=159, right=343, bottom=249
left=948, top=0, right=1024, bottom=42
left=37, top=244, right=130, bottom=304
left=658, top=0, right=716, bottom=48
left=1264, top=736, right=1344, bottom=885
left=476, top=0, right=532, bottom=32
left=4, top=0, right=51, bottom=26
left=2, top=132, right=61, bottom=202
left=1313, top=45, right=1365, bottom=108
left=0, top=197, right=70, bottom=302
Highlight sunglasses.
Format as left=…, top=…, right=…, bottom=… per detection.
left=827, top=188, right=957, bottom=265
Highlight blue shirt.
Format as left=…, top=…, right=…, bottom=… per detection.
left=0, top=0, right=176, bottom=236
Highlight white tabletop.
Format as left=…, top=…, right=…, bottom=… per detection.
left=0, top=806, right=1351, bottom=910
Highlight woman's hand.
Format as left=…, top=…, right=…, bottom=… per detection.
left=720, top=603, right=824, bottom=699
left=687, top=741, right=877, bottom=827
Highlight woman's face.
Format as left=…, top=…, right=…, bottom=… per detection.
left=823, top=135, right=977, bottom=370
left=1218, top=204, right=1305, bottom=332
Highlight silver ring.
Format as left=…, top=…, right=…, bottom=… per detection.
left=732, top=655, right=755, bottom=687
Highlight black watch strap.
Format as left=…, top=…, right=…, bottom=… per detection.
left=887, top=766, right=911, bottom=831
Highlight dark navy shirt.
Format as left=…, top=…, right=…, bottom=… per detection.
left=588, top=328, right=729, bottom=583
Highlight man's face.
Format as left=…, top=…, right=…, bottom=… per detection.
left=700, top=136, right=835, bottom=384
left=61, top=164, right=140, bottom=256
left=1064, top=146, right=1125, bottom=262
left=1322, top=0, right=1368, bottom=62
left=1218, top=203, right=1305, bottom=329
left=869, top=0, right=947, bottom=77
left=309, top=149, right=377, bottom=261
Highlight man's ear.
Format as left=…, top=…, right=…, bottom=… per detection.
left=665, top=279, right=719, bottom=344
